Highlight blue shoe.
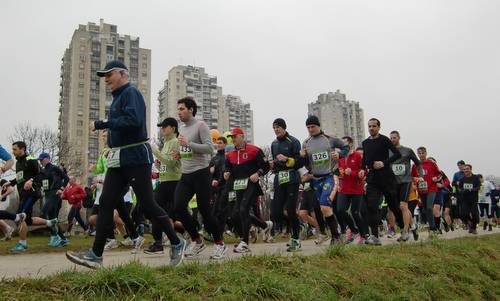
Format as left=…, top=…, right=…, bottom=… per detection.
left=10, top=242, right=28, bottom=253
left=59, top=239, right=70, bottom=247
left=49, top=235, right=62, bottom=247
left=48, top=235, right=58, bottom=246
left=66, top=249, right=103, bottom=269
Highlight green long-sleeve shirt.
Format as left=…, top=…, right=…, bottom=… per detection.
left=152, top=135, right=181, bottom=182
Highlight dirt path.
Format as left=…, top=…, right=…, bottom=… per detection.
left=1, top=227, right=498, bottom=279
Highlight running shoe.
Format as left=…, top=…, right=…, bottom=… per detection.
left=10, top=242, right=28, bottom=253
left=120, top=237, right=134, bottom=247
left=144, top=242, right=164, bottom=255
left=185, top=240, right=206, bottom=258
left=131, top=236, right=145, bottom=254
left=364, top=235, right=382, bottom=246
left=263, top=221, right=273, bottom=242
left=170, top=238, right=187, bottom=266
left=58, top=238, right=70, bottom=247
left=15, top=213, right=26, bottom=226
left=286, top=238, right=301, bottom=252
left=48, top=235, right=62, bottom=247
left=488, top=224, right=493, bottom=231
left=386, top=229, right=397, bottom=238
left=345, top=232, right=359, bottom=244
left=210, top=243, right=228, bottom=260
left=314, top=233, right=329, bottom=245
left=66, top=249, right=102, bottom=269
left=397, top=231, right=410, bottom=242
left=234, top=241, right=251, bottom=253
left=104, top=239, right=120, bottom=251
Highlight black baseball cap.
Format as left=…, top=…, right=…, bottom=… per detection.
left=96, top=60, right=128, bottom=77
left=157, top=117, right=178, bottom=128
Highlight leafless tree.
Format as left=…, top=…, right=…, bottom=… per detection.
left=8, top=122, right=62, bottom=164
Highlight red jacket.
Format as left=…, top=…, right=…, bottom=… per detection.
left=338, top=151, right=364, bottom=195
left=63, top=183, right=87, bottom=208
left=412, top=160, right=441, bottom=193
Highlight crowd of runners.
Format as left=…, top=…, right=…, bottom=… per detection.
left=1, top=60, right=499, bottom=270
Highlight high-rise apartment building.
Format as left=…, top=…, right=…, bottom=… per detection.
left=158, top=65, right=254, bottom=143
left=58, top=19, right=151, bottom=182
left=308, top=90, right=365, bottom=146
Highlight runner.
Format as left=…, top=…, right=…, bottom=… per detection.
left=478, top=175, right=495, bottom=231
left=66, top=60, right=186, bottom=268
left=38, top=152, right=70, bottom=246
left=62, top=176, right=88, bottom=235
left=224, top=128, right=270, bottom=253
left=300, top=115, right=349, bottom=245
left=452, top=160, right=467, bottom=227
left=3, top=141, right=58, bottom=253
left=0, top=144, right=14, bottom=176
left=145, top=117, right=182, bottom=254
left=456, top=164, right=481, bottom=234
left=0, top=179, right=26, bottom=241
left=337, top=136, right=367, bottom=244
left=412, top=148, right=442, bottom=235
left=173, top=96, right=226, bottom=259
left=361, top=118, right=402, bottom=245
left=298, top=167, right=328, bottom=243
left=269, top=118, right=303, bottom=251
left=389, top=131, right=422, bottom=242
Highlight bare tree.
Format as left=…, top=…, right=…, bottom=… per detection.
left=8, top=122, right=61, bottom=164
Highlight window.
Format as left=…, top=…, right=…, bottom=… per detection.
left=78, top=72, right=84, bottom=79
left=77, top=120, right=83, bottom=127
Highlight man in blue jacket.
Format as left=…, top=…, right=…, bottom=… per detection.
left=66, top=61, right=186, bottom=269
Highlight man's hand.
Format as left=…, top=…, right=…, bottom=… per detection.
left=331, top=151, right=340, bottom=161
left=344, top=168, right=352, bottom=176
left=224, top=172, right=231, bottom=181
left=150, top=143, right=158, bottom=153
left=301, top=173, right=312, bottom=183
left=210, top=166, right=215, bottom=174
left=299, top=149, right=307, bottom=158
left=373, top=161, right=384, bottom=170
left=358, top=170, right=365, bottom=179
left=212, top=180, right=219, bottom=187
left=178, top=135, right=189, bottom=147
left=250, top=173, right=259, bottom=183
left=431, top=176, right=439, bottom=182
left=23, top=179, right=33, bottom=191
left=276, top=154, right=288, bottom=162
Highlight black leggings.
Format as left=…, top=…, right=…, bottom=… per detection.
left=43, top=191, right=66, bottom=239
left=152, top=181, right=178, bottom=243
left=67, top=207, right=88, bottom=232
left=0, top=211, right=16, bottom=220
left=365, top=180, right=402, bottom=237
left=174, top=167, right=221, bottom=241
left=337, top=193, right=367, bottom=236
left=212, top=187, right=230, bottom=235
left=232, top=181, right=261, bottom=244
left=92, top=165, right=179, bottom=257
left=462, top=199, right=479, bottom=229
left=272, top=183, right=300, bottom=240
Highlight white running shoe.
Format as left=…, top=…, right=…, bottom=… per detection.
left=233, top=241, right=251, bottom=253
left=185, top=240, right=206, bottom=258
left=263, top=221, right=273, bottom=242
left=104, top=239, right=120, bottom=251
left=210, top=243, right=228, bottom=260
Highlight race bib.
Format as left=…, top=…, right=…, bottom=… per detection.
left=228, top=191, right=236, bottom=203
left=418, top=181, right=428, bottom=191
left=451, top=196, right=457, bottom=205
left=106, top=149, right=121, bottom=168
left=464, top=183, right=473, bottom=191
left=159, top=165, right=167, bottom=174
left=180, top=146, right=194, bottom=160
left=42, top=179, right=49, bottom=191
left=233, top=178, right=249, bottom=191
left=303, top=182, right=311, bottom=191
left=16, top=171, right=24, bottom=183
left=392, top=164, right=406, bottom=176
left=278, top=170, right=291, bottom=185
left=311, top=151, right=329, bottom=167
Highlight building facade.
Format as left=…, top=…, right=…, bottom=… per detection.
left=58, top=19, right=151, bottom=182
left=308, top=90, right=365, bottom=146
left=158, top=65, right=254, bottom=143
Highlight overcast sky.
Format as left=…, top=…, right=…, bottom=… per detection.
left=1, top=0, right=499, bottom=176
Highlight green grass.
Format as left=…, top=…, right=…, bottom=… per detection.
left=1, top=234, right=499, bottom=301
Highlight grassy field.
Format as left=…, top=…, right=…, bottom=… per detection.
left=0, top=234, right=498, bottom=301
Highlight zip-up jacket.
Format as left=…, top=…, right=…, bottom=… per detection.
left=40, top=163, right=69, bottom=192
left=152, top=135, right=181, bottom=182
left=63, top=183, right=87, bottom=209
left=210, top=149, right=226, bottom=191
left=338, top=151, right=364, bottom=195
left=9, top=154, right=41, bottom=198
left=271, top=133, right=304, bottom=186
left=94, top=83, right=153, bottom=167
left=411, top=159, right=441, bottom=193
left=225, top=143, right=270, bottom=181
left=302, top=132, right=349, bottom=178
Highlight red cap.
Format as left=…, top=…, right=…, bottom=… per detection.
left=230, top=128, right=245, bottom=137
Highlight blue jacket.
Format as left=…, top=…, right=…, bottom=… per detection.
left=95, top=83, right=153, bottom=167
left=271, top=133, right=304, bottom=186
